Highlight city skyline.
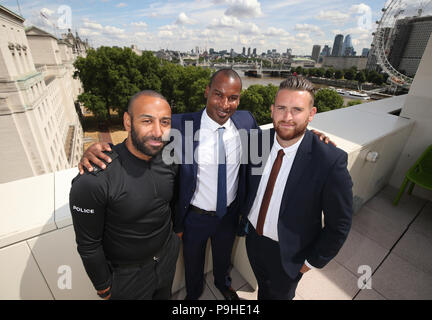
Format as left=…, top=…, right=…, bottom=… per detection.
left=2, top=0, right=387, bottom=55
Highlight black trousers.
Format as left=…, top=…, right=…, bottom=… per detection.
left=109, top=232, right=180, bottom=300
left=246, top=223, right=303, bottom=300
left=182, top=205, right=239, bottom=300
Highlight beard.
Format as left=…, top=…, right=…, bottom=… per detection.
left=130, top=122, right=166, bottom=158
left=274, top=119, right=308, bottom=142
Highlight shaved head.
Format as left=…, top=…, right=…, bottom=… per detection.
left=128, top=90, right=169, bottom=116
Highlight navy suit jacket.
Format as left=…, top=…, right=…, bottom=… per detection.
left=171, top=109, right=259, bottom=233
left=243, top=128, right=353, bottom=279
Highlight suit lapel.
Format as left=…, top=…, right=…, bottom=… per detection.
left=191, top=109, right=204, bottom=179
left=249, top=128, right=276, bottom=209
left=278, top=130, right=313, bottom=217
left=230, top=111, right=242, bottom=130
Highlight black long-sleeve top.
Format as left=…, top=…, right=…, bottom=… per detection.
left=69, top=141, right=177, bottom=290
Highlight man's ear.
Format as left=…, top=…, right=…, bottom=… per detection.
left=309, top=106, right=317, bottom=122
left=270, top=104, right=274, bottom=118
left=124, top=111, right=132, bottom=132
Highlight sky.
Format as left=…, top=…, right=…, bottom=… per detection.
left=0, top=0, right=420, bottom=55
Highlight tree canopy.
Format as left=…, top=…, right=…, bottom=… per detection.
left=314, top=88, right=344, bottom=113
left=74, top=46, right=212, bottom=120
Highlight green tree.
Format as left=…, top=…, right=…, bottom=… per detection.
left=295, top=66, right=303, bottom=75
left=325, top=68, right=335, bottom=79
left=356, top=71, right=366, bottom=90
left=316, top=68, right=325, bottom=77
left=347, top=100, right=363, bottom=107
left=74, top=46, right=161, bottom=120
left=239, top=84, right=278, bottom=125
left=344, top=69, right=355, bottom=81
left=334, top=70, right=344, bottom=79
left=314, top=88, right=344, bottom=113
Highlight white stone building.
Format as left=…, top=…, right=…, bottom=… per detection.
left=0, top=5, right=85, bottom=183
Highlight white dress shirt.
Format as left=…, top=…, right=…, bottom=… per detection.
left=248, top=133, right=315, bottom=269
left=190, top=109, right=242, bottom=211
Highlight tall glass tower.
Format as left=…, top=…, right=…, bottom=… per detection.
left=331, top=34, right=344, bottom=56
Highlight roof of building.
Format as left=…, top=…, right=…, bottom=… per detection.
left=25, top=26, right=58, bottom=41
left=0, top=5, right=25, bottom=23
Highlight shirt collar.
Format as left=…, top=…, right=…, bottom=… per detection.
left=201, top=108, right=232, bottom=132
left=273, top=132, right=305, bottom=156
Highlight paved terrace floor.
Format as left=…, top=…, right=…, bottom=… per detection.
left=172, top=186, right=432, bottom=300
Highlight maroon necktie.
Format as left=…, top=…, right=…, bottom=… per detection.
left=256, top=149, right=285, bottom=236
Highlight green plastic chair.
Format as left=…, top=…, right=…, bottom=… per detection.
left=394, top=144, right=432, bottom=205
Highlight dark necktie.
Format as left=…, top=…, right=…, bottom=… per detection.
left=216, top=127, right=227, bottom=218
left=256, top=149, right=285, bottom=236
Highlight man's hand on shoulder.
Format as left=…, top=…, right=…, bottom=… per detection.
left=311, top=129, right=336, bottom=147
left=78, top=142, right=113, bottom=175
left=97, top=286, right=111, bottom=300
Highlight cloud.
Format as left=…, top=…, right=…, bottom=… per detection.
left=241, top=22, right=260, bottom=35
left=83, top=21, right=104, bottom=30
left=158, top=30, right=175, bottom=38
left=294, top=24, right=324, bottom=37
left=350, top=3, right=372, bottom=15
left=317, top=10, right=350, bottom=24
left=175, top=12, right=196, bottom=25
left=79, top=28, right=101, bottom=37
left=135, top=32, right=147, bottom=37
left=159, top=24, right=179, bottom=31
left=209, top=15, right=241, bottom=28
left=264, top=27, right=289, bottom=37
left=209, top=15, right=260, bottom=35
left=116, top=3, right=127, bottom=8
left=222, top=0, right=263, bottom=18
left=131, top=21, right=148, bottom=28
left=104, top=25, right=125, bottom=35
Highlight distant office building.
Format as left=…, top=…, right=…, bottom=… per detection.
left=267, top=49, right=271, bottom=55
left=388, top=15, right=432, bottom=76
left=287, top=48, right=292, bottom=57
left=311, top=45, right=321, bottom=62
left=0, top=5, right=85, bottom=183
left=253, top=48, right=257, bottom=56
left=332, top=34, right=344, bottom=56
left=209, top=48, right=215, bottom=54
left=322, top=56, right=368, bottom=70
left=247, top=47, right=251, bottom=56
left=242, top=47, right=246, bottom=55
left=361, top=48, right=370, bottom=57
left=342, top=34, right=354, bottom=56
left=321, top=45, right=331, bottom=57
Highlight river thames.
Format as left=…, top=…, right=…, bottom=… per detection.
left=238, top=70, right=365, bottom=106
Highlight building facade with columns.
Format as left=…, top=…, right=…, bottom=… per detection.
left=0, top=5, right=86, bottom=183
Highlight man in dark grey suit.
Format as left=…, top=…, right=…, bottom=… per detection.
left=242, top=76, right=353, bottom=300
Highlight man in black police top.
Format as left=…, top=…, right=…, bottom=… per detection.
left=69, top=90, right=180, bottom=300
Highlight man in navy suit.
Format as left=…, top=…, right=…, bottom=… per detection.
left=242, top=76, right=353, bottom=300
left=169, top=69, right=258, bottom=299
